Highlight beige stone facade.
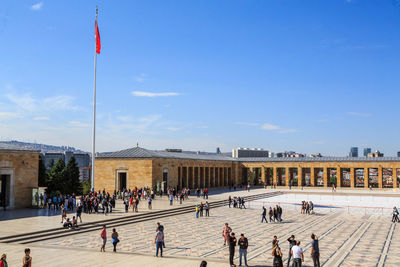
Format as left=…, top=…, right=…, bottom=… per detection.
left=0, top=149, right=39, bottom=208
left=95, top=148, right=400, bottom=192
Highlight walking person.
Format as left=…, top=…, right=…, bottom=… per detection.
left=238, top=233, right=248, bottom=267
left=22, top=248, right=32, bottom=267
left=228, top=232, right=237, bottom=267
left=155, top=229, right=164, bottom=257
left=261, top=206, right=268, bottom=223
left=228, top=196, right=232, bottom=208
left=272, top=241, right=283, bottom=267
left=111, top=228, right=119, bottom=252
left=392, top=207, right=399, bottom=223
left=100, top=225, right=107, bottom=252
left=0, top=254, right=7, bottom=267
left=269, top=207, right=274, bottom=222
left=291, top=241, right=304, bottom=267
left=310, top=234, right=320, bottom=267
left=287, top=235, right=296, bottom=267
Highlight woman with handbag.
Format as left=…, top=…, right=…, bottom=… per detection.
left=111, top=228, right=119, bottom=252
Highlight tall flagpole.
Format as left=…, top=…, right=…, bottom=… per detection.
left=91, top=7, right=98, bottom=191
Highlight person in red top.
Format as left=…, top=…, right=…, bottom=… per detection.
left=100, top=225, right=107, bottom=252
left=204, top=188, right=209, bottom=199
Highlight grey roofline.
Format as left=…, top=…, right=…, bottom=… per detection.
left=96, top=147, right=400, bottom=163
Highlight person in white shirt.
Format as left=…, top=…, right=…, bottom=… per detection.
left=291, top=241, right=304, bottom=267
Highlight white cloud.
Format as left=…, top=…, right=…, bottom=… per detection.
left=43, top=95, right=78, bottom=110
left=116, top=116, right=132, bottom=122
left=235, top=122, right=259, bottom=127
left=166, top=127, right=180, bottom=131
left=348, top=112, right=371, bottom=117
left=6, top=93, right=36, bottom=111
left=33, top=116, right=50, bottom=121
left=0, top=112, right=23, bottom=120
left=134, top=73, right=148, bottom=83
left=131, top=91, right=180, bottom=97
left=261, top=123, right=280, bottom=130
left=31, top=2, right=43, bottom=10
left=261, top=123, right=296, bottom=133
left=69, top=121, right=91, bottom=128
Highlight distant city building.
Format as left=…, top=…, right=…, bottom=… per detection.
left=398, top=151, right=400, bottom=157
left=79, top=166, right=91, bottom=182
left=274, top=151, right=305, bottom=158
left=232, top=147, right=269, bottom=158
left=367, top=150, right=384, bottom=158
left=363, top=148, right=372, bottom=157
left=42, top=151, right=91, bottom=169
left=308, top=153, right=322, bottom=158
left=349, top=147, right=358, bottom=157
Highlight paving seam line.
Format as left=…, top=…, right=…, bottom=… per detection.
left=377, top=223, right=396, bottom=267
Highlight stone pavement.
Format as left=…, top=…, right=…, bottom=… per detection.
left=2, top=188, right=400, bottom=266
left=27, top=204, right=400, bottom=266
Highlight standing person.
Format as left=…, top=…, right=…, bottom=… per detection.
left=228, top=232, right=237, bottom=267
left=247, top=184, right=250, bottom=192
left=222, top=223, right=232, bottom=246
left=169, top=193, right=173, bottom=205
left=261, top=206, right=268, bottom=223
left=272, top=236, right=278, bottom=248
left=100, top=225, right=107, bottom=252
left=272, top=241, right=283, bottom=267
left=228, top=196, right=232, bottom=208
left=0, top=254, right=7, bottom=267
left=238, top=233, right=248, bottom=267
left=205, top=201, right=210, bottom=217
left=22, top=248, right=32, bottom=267
left=147, top=196, right=152, bottom=210
left=76, top=204, right=83, bottom=223
left=195, top=204, right=200, bottom=218
left=111, top=228, right=119, bottom=252
left=155, top=230, right=164, bottom=257
left=61, top=205, right=67, bottom=223
left=286, top=235, right=296, bottom=267
left=310, top=234, right=320, bottom=267
left=157, top=222, right=166, bottom=248
left=200, top=202, right=204, bottom=217
left=291, top=241, right=304, bottom=267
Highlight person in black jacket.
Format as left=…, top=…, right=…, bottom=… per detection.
left=238, top=233, right=248, bottom=266
left=228, top=232, right=237, bottom=266
left=261, top=206, right=268, bottom=223
left=287, top=235, right=296, bottom=267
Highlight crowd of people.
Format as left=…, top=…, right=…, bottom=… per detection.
left=261, top=205, right=284, bottom=223
left=228, top=196, right=246, bottom=209
left=301, top=201, right=314, bottom=215
left=222, top=222, right=320, bottom=267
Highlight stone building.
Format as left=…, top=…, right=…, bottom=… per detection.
left=0, top=143, right=39, bottom=208
left=95, top=147, right=400, bottom=192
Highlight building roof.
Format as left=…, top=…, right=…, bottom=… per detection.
left=97, top=147, right=400, bottom=163
left=0, top=142, right=39, bottom=152
left=97, top=147, right=235, bottom=161
left=240, top=156, right=400, bottom=162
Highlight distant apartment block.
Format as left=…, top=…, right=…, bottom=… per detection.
left=349, top=147, right=358, bottom=157
left=363, top=148, right=372, bottom=157
left=79, top=166, right=91, bottom=182
left=42, top=151, right=91, bottom=169
left=367, top=150, right=384, bottom=158
left=232, top=147, right=269, bottom=158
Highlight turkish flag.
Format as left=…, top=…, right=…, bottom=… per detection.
left=95, top=19, right=101, bottom=54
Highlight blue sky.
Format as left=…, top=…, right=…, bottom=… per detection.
left=0, top=0, right=400, bottom=156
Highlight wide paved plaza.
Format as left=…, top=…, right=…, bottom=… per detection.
left=1, top=188, right=400, bottom=266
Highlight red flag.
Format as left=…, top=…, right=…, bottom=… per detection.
left=95, top=19, right=101, bottom=54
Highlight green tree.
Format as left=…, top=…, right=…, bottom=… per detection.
left=47, top=158, right=66, bottom=194
left=38, top=155, right=48, bottom=187
left=65, top=157, right=82, bottom=194
left=81, top=179, right=91, bottom=195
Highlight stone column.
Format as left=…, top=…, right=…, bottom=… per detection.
left=336, top=167, right=341, bottom=188
left=394, top=168, right=398, bottom=188
left=364, top=168, right=369, bottom=188
left=350, top=167, right=355, bottom=188
left=310, top=167, right=315, bottom=187
left=323, top=167, right=328, bottom=187
left=261, top=167, right=266, bottom=185
left=378, top=167, right=383, bottom=188
left=273, top=167, right=277, bottom=186
left=298, top=167, right=303, bottom=187
left=285, top=167, right=290, bottom=187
